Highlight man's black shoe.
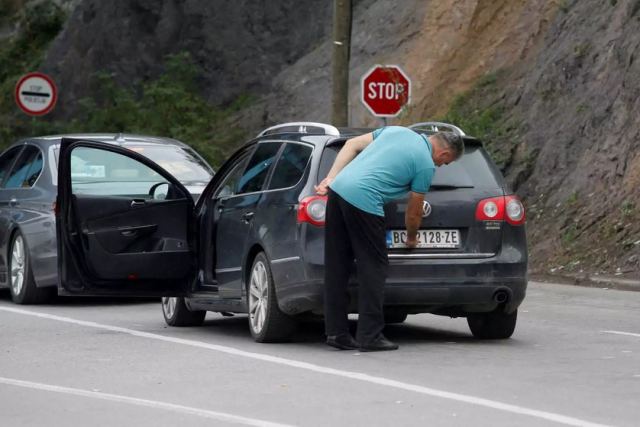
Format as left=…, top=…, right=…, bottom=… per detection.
left=359, top=334, right=399, bottom=352
left=326, top=334, right=360, bottom=350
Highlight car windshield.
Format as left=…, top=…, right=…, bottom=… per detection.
left=124, top=145, right=213, bottom=184
left=319, top=143, right=502, bottom=189
left=53, top=143, right=213, bottom=184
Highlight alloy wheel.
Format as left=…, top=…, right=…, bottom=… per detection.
left=249, top=260, right=269, bottom=334
left=10, top=235, right=25, bottom=296
left=162, top=297, right=178, bottom=319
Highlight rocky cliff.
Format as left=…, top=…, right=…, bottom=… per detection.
left=9, top=0, right=640, bottom=276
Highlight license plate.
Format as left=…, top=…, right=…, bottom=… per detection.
left=386, top=229, right=460, bottom=249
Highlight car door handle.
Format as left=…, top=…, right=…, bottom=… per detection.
left=241, top=212, right=255, bottom=223
left=9, top=198, right=18, bottom=207
left=130, top=200, right=146, bottom=208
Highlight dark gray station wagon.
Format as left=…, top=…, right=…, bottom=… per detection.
left=55, top=122, right=528, bottom=343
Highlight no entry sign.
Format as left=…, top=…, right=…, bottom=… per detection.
left=15, top=72, right=58, bottom=116
left=361, top=65, right=411, bottom=117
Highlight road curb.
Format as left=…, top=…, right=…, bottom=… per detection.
left=530, top=273, right=640, bottom=292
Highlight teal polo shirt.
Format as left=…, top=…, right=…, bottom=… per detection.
left=330, top=126, right=435, bottom=217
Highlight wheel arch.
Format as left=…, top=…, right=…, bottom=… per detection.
left=243, top=243, right=268, bottom=295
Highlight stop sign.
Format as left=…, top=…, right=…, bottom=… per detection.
left=361, top=65, right=411, bottom=117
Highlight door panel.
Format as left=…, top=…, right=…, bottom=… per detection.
left=72, top=195, right=191, bottom=280
left=57, top=139, right=196, bottom=296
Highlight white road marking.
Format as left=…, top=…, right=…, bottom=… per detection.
left=602, top=330, right=640, bottom=338
left=0, top=376, right=294, bottom=427
left=0, top=306, right=610, bottom=427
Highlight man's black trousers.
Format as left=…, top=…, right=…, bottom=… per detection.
left=324, top=189, right=388, bottom=344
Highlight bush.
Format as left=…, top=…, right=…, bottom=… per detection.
left=64, top=52, right=251, bottom=167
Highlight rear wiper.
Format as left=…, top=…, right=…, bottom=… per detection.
left=429, top=184, right=474, bottom=190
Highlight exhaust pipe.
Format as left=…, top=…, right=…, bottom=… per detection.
left=493, top=290, right=510, bottom=304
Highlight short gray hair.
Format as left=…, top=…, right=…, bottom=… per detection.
left=434, top=132, right=465, bottom=159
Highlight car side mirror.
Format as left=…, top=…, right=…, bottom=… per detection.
left=217, top=184, right=233, bottom=198
left=149, top=182, right=170, bottom=200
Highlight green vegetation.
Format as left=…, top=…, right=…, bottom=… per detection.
left=439, top=71, right=520, bottom=168
left=60, top=53, right=251, bottom=167
left=0, top=1, right=66, bottom=143
left=562, top=223, right=579, bottom=246
left=573, top=42, right=591, bottom=59
left=566, top=191, right=579, bottom=207
left=621, top=199, right=635, bottom=218
left=558, top=0, right=571, bottom=13
left=0, top=1, right=249, bottom=168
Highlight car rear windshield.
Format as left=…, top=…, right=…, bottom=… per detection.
left=318, top=144, right=502, bottom=189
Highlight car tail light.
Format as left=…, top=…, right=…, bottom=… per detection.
left=505, top=195, right=525, bottom=225
left=475, top=196, right=525, bottom=226
left=476, top=197, right=505, bottom=221
left=297, top=195, right=328, bottom=226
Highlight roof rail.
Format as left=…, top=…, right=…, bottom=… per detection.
left=257, top=122, right=340, bottom=138
left=409, top=122, right=466, bottom=137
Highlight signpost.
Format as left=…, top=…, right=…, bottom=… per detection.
left=15, top=72, right=58, bottom=116
left=361, top=65, right=411, bottom=119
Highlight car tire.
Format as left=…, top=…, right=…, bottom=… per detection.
left=8, top=231, right=54, bottom=304
left=384, top=311, right=408, bottom=324
left=161, top=297, right=206, bottom=326
left=247, top=252, right=296, bottom=343
left=467, top=309, right=517, bottom=339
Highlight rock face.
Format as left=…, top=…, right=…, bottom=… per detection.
left=42, top=0, right=332, bottom=116
left=495, top=0, right=640, bottom=276
left=39, top=0, right=640, bottom=275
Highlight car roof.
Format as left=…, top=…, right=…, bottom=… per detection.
left=253, top=122, right=483, bottom=148
left=20, top=133, right=191, bottom=149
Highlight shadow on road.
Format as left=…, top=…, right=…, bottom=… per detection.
left=0, top=288, right=157, bottom=308
left=197, top=314, right=491, bottom=346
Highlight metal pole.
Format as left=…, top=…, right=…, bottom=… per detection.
left=331, top=0, right=352, bottom=127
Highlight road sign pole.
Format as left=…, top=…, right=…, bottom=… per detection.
left=331, top=0, right=352, bottom=127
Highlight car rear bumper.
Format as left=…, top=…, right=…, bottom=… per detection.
left=273, top=258, right=527, bottom=316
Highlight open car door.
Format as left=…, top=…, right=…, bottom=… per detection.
left=56, top=138, right=197, bottom=296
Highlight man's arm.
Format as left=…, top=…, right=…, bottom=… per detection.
left=315, top=132, right=374, bottom=195
left=405, top=191, right=425, bottom=249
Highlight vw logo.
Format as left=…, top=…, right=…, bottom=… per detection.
left=422, top=201, right=432, bottom=217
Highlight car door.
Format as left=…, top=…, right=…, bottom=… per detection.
left=56, top=138, right=196, bottom=297
left=259, top=141, right=313, bottom=261
left=0, top=145, right=26, bottom=285
left=213, top=141, right=282, bottom=298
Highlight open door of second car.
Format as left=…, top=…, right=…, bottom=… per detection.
left=56, top=138, right=198, bottom=297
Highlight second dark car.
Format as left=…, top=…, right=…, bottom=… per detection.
left=55, top=122, right=528, bottom=342
left=0, top=133, right=213, bottom=304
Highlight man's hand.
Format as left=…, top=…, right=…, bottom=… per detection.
left=406, top=233, right=418, bottom=249
left=405, top=191, right=425, bottom=250
left=315, top=177, right=333, bottom=195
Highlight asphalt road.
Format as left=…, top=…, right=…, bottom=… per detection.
left=1, top=282, right=638, bottom=427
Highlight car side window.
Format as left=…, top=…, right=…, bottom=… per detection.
left=69, top=146, right=180, bottom=198
left=237, top=142, right=282, bottom=194
left=0, top=146, right=24, bottom=186
left=213, top=155, right=250, bottom=198
left=268, top=143, right=312, bottom=190
left=4, top=146, right=43, bottom=189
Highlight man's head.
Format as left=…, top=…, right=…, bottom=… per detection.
left=429, top=132, right=465, bottom=166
